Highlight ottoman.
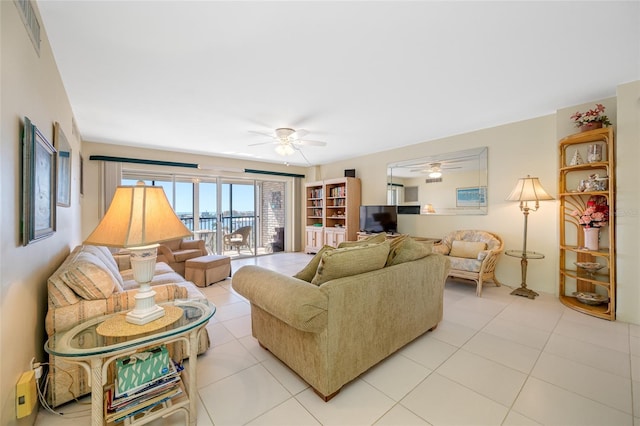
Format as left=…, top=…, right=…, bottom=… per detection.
left=185, top=255, right=231, bottom=287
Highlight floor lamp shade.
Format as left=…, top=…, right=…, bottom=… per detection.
left=84, top=183, right=192, bottom=324
left=506, top=176, right=554, bottom=204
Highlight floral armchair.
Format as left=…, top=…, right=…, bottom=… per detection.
left=433, top=230, right=504, bottom=296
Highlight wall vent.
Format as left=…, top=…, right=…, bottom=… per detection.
left=425, top=177, right=443, bottom=184
left=14, top=0, right=41, bottom=55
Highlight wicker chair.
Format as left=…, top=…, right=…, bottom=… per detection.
left=224, top=226, right=253, bottom=254
left=433, top=230, right=504, bottom=296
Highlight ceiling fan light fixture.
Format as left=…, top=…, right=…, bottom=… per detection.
left=429, top=171, right=442, bottom=178
left=275, top=143, right=295, bottom=156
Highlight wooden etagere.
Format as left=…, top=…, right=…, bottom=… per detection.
left=304, top=177, right=361, bottom=253
left=558, top=127, right=616, bottom=320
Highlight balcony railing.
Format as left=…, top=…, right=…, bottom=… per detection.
left=179, top=215, right=256, bottom=234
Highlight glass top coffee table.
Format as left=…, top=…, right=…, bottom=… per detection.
left=45, top=299, right=215, bottom=426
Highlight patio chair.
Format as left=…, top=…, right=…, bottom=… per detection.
left=224, top=226, right=253, bottom=254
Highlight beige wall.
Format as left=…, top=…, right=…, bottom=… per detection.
left=1, top=2, right=82, bottom=424
left=318, top=90, right=639, bottom=324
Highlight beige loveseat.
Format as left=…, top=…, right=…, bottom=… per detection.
left=232, top=235, right=449, bottom=400
left=45, top=244, right=211, bottom=407
left=432, top=229, right=504, bottom=296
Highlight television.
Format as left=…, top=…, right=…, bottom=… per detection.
left=359, top=205, right=398, bottom=234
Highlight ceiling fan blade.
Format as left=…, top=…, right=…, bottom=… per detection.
left=249, top=130, right=276, bottom=138
left=290, top=129, right=309, bottom=139
left=296, top=139, right=326, bottom=147
left=248, top=141, right=276, bottom=147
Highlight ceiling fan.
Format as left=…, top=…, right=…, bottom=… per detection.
left=410, top=162, right=461, bottom=178
left=248, top=128, right=327, bottom=161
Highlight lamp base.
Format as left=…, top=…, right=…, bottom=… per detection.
left=126, top=245, right=166, bottom=325
left=126, top=303, right=165, bottom=325
left=511, top=286, right=539, bottom=299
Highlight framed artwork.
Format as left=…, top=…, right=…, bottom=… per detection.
left=79, top=154, right=84, bottom=196
left=456, top=186, right=487, bottom=207
left=23, top=117, right=57, bottom=245
left=54, top=122, right=71, bottom=207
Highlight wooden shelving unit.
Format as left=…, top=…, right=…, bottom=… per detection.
left=558, top=127, right=616, bottom=320
left=304, top=177, right=361, bottom=253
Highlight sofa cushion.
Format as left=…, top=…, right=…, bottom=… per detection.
left=337, top=233, right=386, bottom=248
left=387, top=237, right=433, bottom=266
left=449, top=240, right=487, bottom=259
left=61, top=251, right=119, bottom=300
left=293, top=245, right=335, bottom=282
left=311, top=241, right=390, bottom=286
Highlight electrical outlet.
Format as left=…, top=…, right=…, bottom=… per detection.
left=16, top=370, right=37, bottom=418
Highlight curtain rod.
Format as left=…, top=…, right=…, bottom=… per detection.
left=89, top=155, right=198, bottom=169
left=89, top=156, right=306, bottom=178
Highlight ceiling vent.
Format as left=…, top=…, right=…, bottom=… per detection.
left=425, top=177, right=443, bottom=184
left=14, top=0, right=41, bottom=55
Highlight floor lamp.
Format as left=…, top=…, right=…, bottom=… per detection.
left=84, top=182, right=192, bottom=324
left=506, top=175, right=554, bottom=299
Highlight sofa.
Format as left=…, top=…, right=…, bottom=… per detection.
left=432, top=229, right=504, bottom=296
left=156, top=238, right=207, bottom=276
left=232, top=235, right=450, bottom=400
left=44, top=244, right=211, bottom=407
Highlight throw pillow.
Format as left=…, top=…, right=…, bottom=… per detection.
left=337, top=233, right=386, bottom=248
left=311, top=241, right=390, bottom=286
left=293, top=245, right=335, bottom=282
left=61, top=251, right=118, bottom=300
left=385, top=234, right=409, bottom=265
left=387, top=237, right=433, bottom=266
left=449, top=240, right=487, bottom=259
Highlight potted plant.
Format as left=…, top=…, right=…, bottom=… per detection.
left=570, top=103, right=611, bottom=132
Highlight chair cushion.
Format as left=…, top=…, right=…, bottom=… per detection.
left=449, top=256, right=483, bottom=273
left=311, top=241, right=390, bottom=286
left=449, top=240, right=487, bottom=259
left=293, top=245, right=335, bottom=282
left=173, top=249, right=204, bottom=262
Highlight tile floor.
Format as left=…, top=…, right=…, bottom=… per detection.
left=36, top=252, right=640, bottom=426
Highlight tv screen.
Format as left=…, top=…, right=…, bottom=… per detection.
left=359, top=205, right=398, bottom=234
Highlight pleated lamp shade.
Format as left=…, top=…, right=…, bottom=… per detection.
left=506, top=175, right=554, bottom=202
left=84, top=183, right=191, bottom=248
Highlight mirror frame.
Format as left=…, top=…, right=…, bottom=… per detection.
left=387, top=147, right=488, bottom=215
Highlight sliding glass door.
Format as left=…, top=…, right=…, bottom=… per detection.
left=122, top=173, right=287, bottom=258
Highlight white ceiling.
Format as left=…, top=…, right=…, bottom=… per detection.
left=37, top=1, right=639, bottom=167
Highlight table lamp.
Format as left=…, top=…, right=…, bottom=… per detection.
left=506, top=175, right=554, bottom=299
left=84, top=182, right=191, bottom=324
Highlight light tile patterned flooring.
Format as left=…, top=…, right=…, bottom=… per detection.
left=36, top=252, right=640, bottom=426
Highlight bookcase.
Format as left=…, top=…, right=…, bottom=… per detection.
left=304, top=177, right=361, bottom=253
left=558, top=127, right=616, bottom=320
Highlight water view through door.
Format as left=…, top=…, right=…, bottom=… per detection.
left=122, top=175, right=286, bottom=259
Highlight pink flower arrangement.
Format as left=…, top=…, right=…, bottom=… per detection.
left=571, top=206, right=608, bottom=228
left=570, top=104, right=611, bottom=128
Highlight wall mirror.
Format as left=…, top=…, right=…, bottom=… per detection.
left=387, top=147, right=488, bottom=215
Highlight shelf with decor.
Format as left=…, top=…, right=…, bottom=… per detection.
left=558, top=126, right=615, bottom=320
left=304, top=177, right=361, bottom=253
